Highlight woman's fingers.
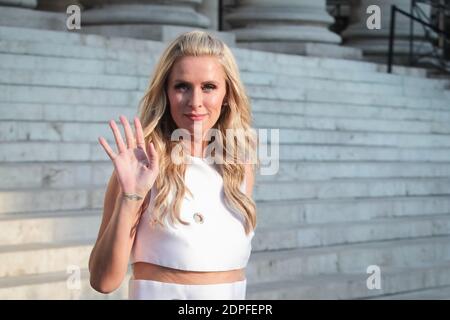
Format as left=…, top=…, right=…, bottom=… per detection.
left=109, top=119, right=127, bottom=154
left=120, top=115, right=136, bottom=149
left=146, top=140, right=159, bottom=170
left=105, top=116, right=155, bottom=167
left=134, top=117, right=146, bottom=151
left=98, top=136, right=117, bottom=161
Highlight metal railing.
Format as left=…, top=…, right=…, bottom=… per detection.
left=387, top=0, right=450, bottom=74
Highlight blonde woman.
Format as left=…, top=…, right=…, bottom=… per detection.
left=89, top=30, right=258, bottom=300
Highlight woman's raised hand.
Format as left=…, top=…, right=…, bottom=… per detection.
left=98, top=115, right=159, bottom=198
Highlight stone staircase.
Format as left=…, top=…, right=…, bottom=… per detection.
left=1, top=25, right=450, bottom=299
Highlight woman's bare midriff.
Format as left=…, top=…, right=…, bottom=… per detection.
left=132, top=262, right=246, bottom=285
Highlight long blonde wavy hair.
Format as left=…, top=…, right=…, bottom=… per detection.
left=137, top=30, right=258, bottom=235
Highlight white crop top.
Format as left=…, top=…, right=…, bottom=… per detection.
left=130, top=155, right=255, bottom=271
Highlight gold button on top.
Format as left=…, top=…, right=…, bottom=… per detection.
left=193, top=212, right=204, bottom=224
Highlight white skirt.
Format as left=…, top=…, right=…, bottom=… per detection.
left=128, top=277, right=247, bottom=300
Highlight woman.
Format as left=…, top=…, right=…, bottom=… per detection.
left=88, top=30, right=258, bottom=300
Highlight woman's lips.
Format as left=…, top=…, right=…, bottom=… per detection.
left=185, top=114, right=207, bottom=121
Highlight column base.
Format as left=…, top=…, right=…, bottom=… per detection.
left=79, top=24, right=236, bottom=46
left=0, top=5, right=66, bottom=30
left=236, top=42, right=363, bottom=60
left=0, top=0, right=36, bottom=8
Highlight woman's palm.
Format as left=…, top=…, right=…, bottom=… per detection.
left=98, top=115, right=159, bottom=197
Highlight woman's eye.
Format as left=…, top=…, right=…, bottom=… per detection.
left=175, top=84, right=188, bottom=90
left=203, top=84, right=216, bottom=91
left=174, top=84, right=216, bottom=91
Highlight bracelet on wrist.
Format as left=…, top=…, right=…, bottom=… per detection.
left=122, top=192, right=144, bottom=201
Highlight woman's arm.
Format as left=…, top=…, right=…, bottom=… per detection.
left=89, top=115, right=159, bottom=294
left=88, top=171, right=144, bottom=294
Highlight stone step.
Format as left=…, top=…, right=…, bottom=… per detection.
left=369, top=285, right=450, bottom=299
left=0, top=210, right=101, bottom=246
left=242, top=65, right=445, bottom=89
left=2, top=118, right=450, bottom=145
left=0, top=27, right=379, bottom=73
left=253, top=213, right=450, bottom=251
left=0, top=84, right=142, bottom=106
left=246, top=236, right=450, bottom=285
left=0, top=193, right=447, bottom=227
left=246, top=85, right=450, bottom=112
left=1, top=233, right=449, bottom=284
left=1, top=204, right=449, bottom=251
left=2, top=160, right=450, bottom=190
left=0, top=84, right=448, bottom=114
left=0, top=67, right=446, bottom=99
left=0, top=26, right=433, bottom=80
left=2, top=141, right=450, bottom=163
left=0, top=26, right=166, bottom=53
left=1, top=83, right=449, bottom=117
left=258, top=161, right=450, bottom=182
left=0, top=38, right=161, bottom=65
left=0, top=102, right=138, bottom=122
left=257, top=195, right=450, bottom=225
left=2, top=260, right=449, bottom=299
left=1, top=177, right=449, bottom=214
left=0, top=268, right=129, bottom=299
left=2, top=99, right=450, bottom=126
left=0, top=53, right=154, bottom=77
left=0, top=187, right=96, bottom=214
left=1, top=52, right=444, bottom=90
left=234, top=49, right=426, bottom=78
left=0, top=25, right=424, bottom=78
left=253, top=178, right=450, bottom=202
left=251, top=100, right=450, bottom=126
left=246, top=260, right=450, bottom=299
left=376, top=63, right=428, bottom=78
left=0, top=68, right=149, bottom=91
left=254, top=114, right=450, bottom=135
left=0, top=240, right=94, bottom=278
left=276, top=144, right=450, bottom=162
left=241, top=73, right=448, bottom=99
left=257, top=161, right=450, bottom=182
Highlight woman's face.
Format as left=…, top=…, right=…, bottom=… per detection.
left=167, top=55, right=227, bottom=138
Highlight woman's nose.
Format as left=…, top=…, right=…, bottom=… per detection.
left=188, top=87, right=203, bottom=108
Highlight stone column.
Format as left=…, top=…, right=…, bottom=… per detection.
left=223, top=0, right=362, bottom=58
left=0, top=0, right=36, bottom=8
left=37, top=0, right=83, bottom=12
left=446, top=6, right=450, bottom=60
left=198, top=0, right=219, bottom=31
left=78, top=0, right=235, bottom=45
left=341, top=0, right=433, bottom=64
left=0, top=0, right=67, bottom=30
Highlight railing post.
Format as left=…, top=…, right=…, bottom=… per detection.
left=409, top=0, right=414, bottom=66
left=218, top=0, right=223, bottom=31
left=388, top=5, right=397, bottom=73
